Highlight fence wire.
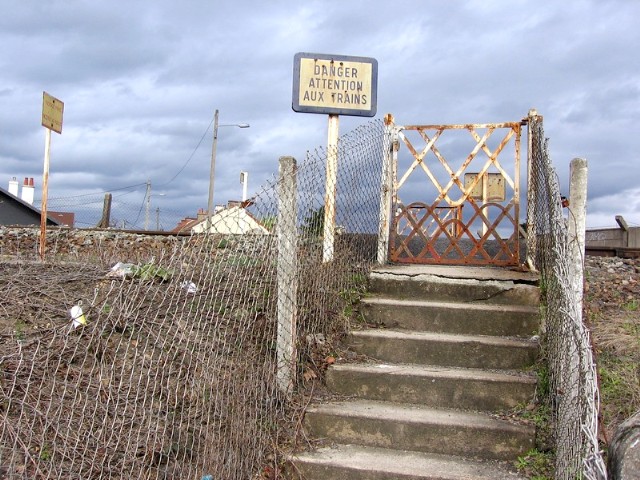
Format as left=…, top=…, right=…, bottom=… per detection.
left=528, top=115, right=607, bottom=480
left=0, top=119, right=385, bottom=479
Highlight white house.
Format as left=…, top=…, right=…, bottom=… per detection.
left=182, top=206, right=269, bottom=235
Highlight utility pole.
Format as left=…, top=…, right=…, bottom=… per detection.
left=207, top=110, right=220, bottom=231
left=144, top=180, right=151, bottom=230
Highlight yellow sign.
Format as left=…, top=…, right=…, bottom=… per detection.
left=464, top=173, right=506, bottom=201
left=293, top=53, right=377, bottom=117
left=42, top=92, right=64, bottom=134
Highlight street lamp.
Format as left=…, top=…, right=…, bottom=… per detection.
left=207, top=109, right=250, bottom=230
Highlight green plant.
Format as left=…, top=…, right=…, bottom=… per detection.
left=515, top=448, right=553, bottom=479
left=598, top=355, right=639, bottom=425
left=39, top=444, right=52, bottom=461
left=131, top=263, right=173, bottom=282
left=622, top=299, right=638, bottom=311
left=302, top=206, right=324, bottom=237
left=260, top=216, right=277, bottom=232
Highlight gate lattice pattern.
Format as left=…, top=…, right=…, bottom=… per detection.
left=389, top=119, right=524, bottom=266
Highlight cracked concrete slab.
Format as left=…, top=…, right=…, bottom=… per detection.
left=371, top=264, right=539, bottom=284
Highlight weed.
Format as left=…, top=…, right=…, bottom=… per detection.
left=14, top=320, right=26, bottom=342
left=622, top=299, right=638, bottom=311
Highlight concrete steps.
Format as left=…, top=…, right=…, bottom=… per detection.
left=304, top=400, right=534, bottom=461
left=361, top=297, right=539, bottom=337
left=295, top=444, right=525, bottom=480
left=349, top=329, right=538, bottom=369
left=326, top=363, right=536, bottom=411
left=293, top=265, right=539, bottom=480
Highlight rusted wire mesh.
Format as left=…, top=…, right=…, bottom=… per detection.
left=0, top=119, right=385, bottom=479
left=527, top=115, right=607, bottom=479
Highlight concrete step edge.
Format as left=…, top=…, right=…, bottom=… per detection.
left=293, top=444, right=526, bottom=480
left=306, top=399, right=534, bottom=434
left=350, top=329, right=539, bottom=348
left=329, top=362, right=537, bottom=385
left=361, top=296, right=539, bottom=314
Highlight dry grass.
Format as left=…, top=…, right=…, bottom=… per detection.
left=584, top=256, right=640, bottom=442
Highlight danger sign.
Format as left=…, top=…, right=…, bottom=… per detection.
left=292, top=52, right=378, bottom=117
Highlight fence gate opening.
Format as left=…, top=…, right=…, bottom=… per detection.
left=388, top=116, right=525, bottom=266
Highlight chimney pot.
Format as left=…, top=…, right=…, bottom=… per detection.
left=21, top=177, right=35, bottom=205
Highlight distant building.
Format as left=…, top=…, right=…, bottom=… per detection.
left=48, top=211, right=75, bottom=228
left=0, top=178, right=61, bottom=227
left=174, top=204, right=269, bottom=235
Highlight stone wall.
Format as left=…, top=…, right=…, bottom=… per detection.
left=0, top=226, right=186, bottom=264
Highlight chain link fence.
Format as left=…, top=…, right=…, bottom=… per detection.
left=527, top=113, right=607, bottom=479
left=0, top=119, right=386, bottom=479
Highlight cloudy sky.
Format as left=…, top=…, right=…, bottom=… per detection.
left=1, top=0, right=638, bottom=229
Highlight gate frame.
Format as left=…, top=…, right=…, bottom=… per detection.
left=377, top=112, right=534, bottom=267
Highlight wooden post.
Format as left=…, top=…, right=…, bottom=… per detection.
left=277, top=156, right=298, bottom=394
left=97, top=193, right=112, bottom=228
left=322, top=114, right=339, bottom=263
left=39, top=128, right=52, bottom=260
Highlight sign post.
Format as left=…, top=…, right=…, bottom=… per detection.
left=292, top=52, right=378, bottom=261
left=40, top=92, right=64, bottom=260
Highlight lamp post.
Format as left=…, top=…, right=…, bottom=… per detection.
left=207, top=109, right=249, bottom=230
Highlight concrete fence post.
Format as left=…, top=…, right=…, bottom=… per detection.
left=377, top=114, right=396, bottom=264
left=525, top=109, right=542, bottom=270
left=568, top=157, right=588, bottom=312
left=276, top=156, right=298, bottom=395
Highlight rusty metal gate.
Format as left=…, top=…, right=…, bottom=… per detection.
left=387, top=114, right=526, bottom=266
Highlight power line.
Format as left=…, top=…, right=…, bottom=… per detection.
left=47, top=182, right=147, bottom=201
left=42, top=117, right=214, bottom=201
left=158, top=116, right=215, bottom=187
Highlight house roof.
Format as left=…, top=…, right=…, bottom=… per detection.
left=174, top=206, right=269, bottom=234
left=0, top=186, right=61, bottom=226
